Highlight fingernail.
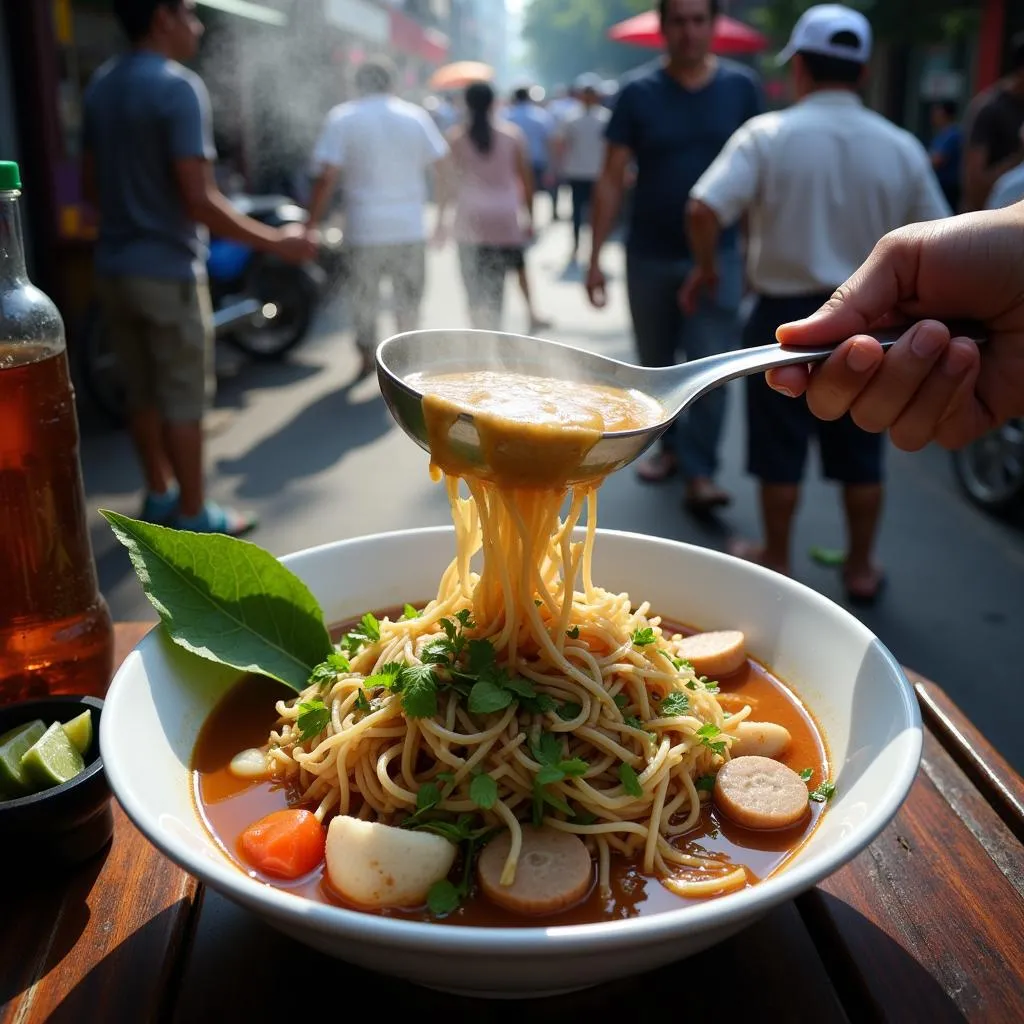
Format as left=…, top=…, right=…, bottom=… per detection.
left=910, top=325, right=946, bottom=359
left=846, top=343, right=877, bottom=373
left=771, top=383, right=797, bottom=398
left=941, top=344, right=972, bottom=377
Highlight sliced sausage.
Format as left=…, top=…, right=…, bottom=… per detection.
left=478, top=826, right=593, bottom=916
left=675, top=630, right=746, bottom=678
left=325, top=816, right=456, bottom=909
left=729, top=720, right=791, bottom=759
left=714, top=755, right=809, bottom=830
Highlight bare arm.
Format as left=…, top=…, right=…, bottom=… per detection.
left=306, top=165, right=340, bottom=230
left=963, top=144, right=1024, bottom=212
left=687, top=199, right=721, bottom=276
left=589, top=143, right=632, bottom=270
left=516, top=138, right=536, bottom=231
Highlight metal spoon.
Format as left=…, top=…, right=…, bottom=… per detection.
left=376, top=325, right=983, bottom=484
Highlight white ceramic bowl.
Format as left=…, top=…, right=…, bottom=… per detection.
left=101, top=528, right=921, bottom=999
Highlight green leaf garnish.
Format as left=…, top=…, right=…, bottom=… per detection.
left=416, top=782, right=443, bottom=813
left=623, top=715, right=645, bottom=731
left=470, top=772, right=498, bottom=810
left=520, top=692, right=558, bottom=715
left=630, top=627, right=656, bottom=647
left=566, top=625, right=580, bottom=639
left=695, top=774, right=716, bottom=793
left=427, top=879, right=461, bottom=916
left=799, top=767, right=814, bottom=782
left=101, top=510, right=333, bottom=691
left=398, top=665, right=439, bottom=718
left=619, top=762, right=643, bottom=797
left=297, top=700, right=331, bottom=742
left=809, top=780, right=836, bottom=803
left=557, top=701, right=583, bottom=721
left=468, top=679, right=514, bottom=714
left=354, top=689, right=372, bottom=713
left=660, top=650, right=692, bottom=671
left=309, top=652, right=350, bottom=688
left=613, top=693, right=630, bottom=710
left=659, top=692, right=690, bottom=717
left=401, top=604, right=421, bottom=620
left=530, top=733, right=589, bottom=825
left=696, top=723, right=727, bottom=756
left=364, top=662, right=405, bottom=690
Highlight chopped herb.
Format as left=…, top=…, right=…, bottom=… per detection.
left=520, top=692, right=558, bottom=715
left=297, top=699, right=331, bottom=742
left=400, top=604, right=421, bottom=620
left=613, top=693, right=630, bottom=711
left=799, top=768, right=814, bottom=782
left=427, top=879, right=461, bottom=916
left=467, top=638, right=496, bottom=674
left=722, top=711, right=732, bottom=719
left=421, top=611, right=474, bottom=666
left=624, top=715, right=645, bottom=731
left=630, top=627, right=656, bottom=647
left=685, top=680, right=698, bottom=691
left=454, top=609, right=475, bottom=628
left=573, top=807, right=599, bottom=826
left=468, top=678, right=515, bottom=714
left=696, top=723, right=727, bottom=756
left=530, top=733, right=589, bottom=825
left=557, top=700, right=583, bottom=721
left=659, top=692, right=690, bottom=717
left=809, top=780, right=836, bottom=803
left=354, top=689, right=372, bottom=713
left=619, top=763, right=643, bottom=798
left=309, top=652, right=350, bottom=688
left=416, top=782, right=443, bottom=813
left=660, top=651, right=692, bottom=671
left=470, top=772, right=498, bottom=810
left=566, top=625, right=580, bottom=639
left=695, top=774, right=717, bottom=793
left=699, top=675, right=720, bottom=695
left=502, top=675, right=537, bottom=699
left=534, top=599, right=543, bottom=607
left=339, top=612, right=381, bottom=658
left=364, top=662, right=405, bottom=690
left=397, top=664, right=439, bottom=718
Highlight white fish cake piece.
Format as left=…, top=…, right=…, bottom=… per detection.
left=674, top=630, right=747, bottom=678
left=729, top=720, right=792, bottom=759
left=325, top=817, right=456, bottom=909
left=714, top=755, right=809, bottom=830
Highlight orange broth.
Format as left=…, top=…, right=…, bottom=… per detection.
left=192, top=611, right=829, bottom=927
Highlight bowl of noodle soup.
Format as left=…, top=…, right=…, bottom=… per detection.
left=101, top=520, right=921, bottom=998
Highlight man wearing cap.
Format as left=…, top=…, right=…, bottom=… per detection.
left=586, top=0, right=764, bottom=514
left=684, top=3, right=950, bottom=605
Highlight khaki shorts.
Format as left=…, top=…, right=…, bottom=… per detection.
left=94, top=275, right=214, bottom=422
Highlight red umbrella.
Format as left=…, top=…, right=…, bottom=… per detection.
left=608, top=11, right=768, bottom=55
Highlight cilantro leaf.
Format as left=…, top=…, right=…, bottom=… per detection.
left=660, top=650, right=692, bottom=671
left=659, top=692, right=690, bottom=716
left=809, top=780, right=836, bottom=803
left=359, top=613, right=380, bottom=642
left=697, top=722, right=727, bottom=756
left=566, top=625, right=580, bottom=639
left=630, top=627, right=656, bottom=647
left=400, top=604, right=421, bottom=620
left=470, top=772, right=498, bottom=810
left=699, top=675, right=720, bottom=695
left=454, top=609, right=475, bottom=629
left=624, top=715, right=645, bottom=730
left=799, top=768, right=814, bottom=782
left=535, top=764, right=566, bottom=786
left=297, top=699, right=331, bottom=742
left=560, top=757, right=589, bottom=777
left=574, top=808, right=599, bottom=826
left=416, top=782, right=443, bottom=812
left=354, top=689, right=371, bottom=713
left=520, top=692, right=558, bottom=715
left=420, top=638, right=453, bottom=665
left=364, top=662, right=405, bottom=690
left=400, top=665, right=439, bottom=718
left=619, top=763, right=643, bottom=798
left=533, top=732, right=565, bottom=767
left=613, top=693, right=630, bottom=710
left=309, top=652, right=350, bottom=687
left=695, top=774, right=717, bottom=793
left=557, top=701, right=583, bottom=721
left=503, top=675, right=537, bottom=699
left=427, top=879, right=461, bottom=917
left=467, top=638, right=496, bottom=674
left=468, top=679, right=515, bottom=714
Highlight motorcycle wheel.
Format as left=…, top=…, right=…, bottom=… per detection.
left=951, top=418, right=1024, bottom=519
left=76, top=304, right=127, bottom=427
left=225, top=263, right=319, bottom=361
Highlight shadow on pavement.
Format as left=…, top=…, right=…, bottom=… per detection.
left=215, top=378, right=391, bottom=498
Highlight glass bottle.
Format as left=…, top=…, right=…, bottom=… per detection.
left=0, top=160, right=114, bottom=703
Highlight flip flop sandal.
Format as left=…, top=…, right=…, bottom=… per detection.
left=636, top=452, right=678, bottom=484
left=175, top=501, right=258, bottom=537
left=139, top=486, right=179, bottom=526
left=843, top=570, right=888, bottom=607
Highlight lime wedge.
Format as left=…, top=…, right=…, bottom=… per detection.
left=20, top=722, right=85, bottom=790
left=0, top=720, right=46, bottom=797
left=61, top=710, right=94, bottom=756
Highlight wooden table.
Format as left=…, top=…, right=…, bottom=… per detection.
left=3, top=623, right=1023, bottom=1023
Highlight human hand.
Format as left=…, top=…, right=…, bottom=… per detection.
left=769, top=205, right=1024, bottom=451
left=273, top=223, right=318, bottom=264
left=678, top=266, right=718, bottom=315
left=586, top=262, right=607, bottom=308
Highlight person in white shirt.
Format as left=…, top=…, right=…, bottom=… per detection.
left=685, top=4, right=950, bottom=605
left=306, top=58, right=448, bottom=376
left=555, top=74, right=611, bottom=263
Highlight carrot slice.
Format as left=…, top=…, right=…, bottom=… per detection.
left=238, top=809, right=325, bottom=879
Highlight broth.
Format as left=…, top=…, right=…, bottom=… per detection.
left=193, top=612, right=829, bottom=928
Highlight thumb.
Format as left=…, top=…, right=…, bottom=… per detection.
left=776, top=230, right=919, bottom=347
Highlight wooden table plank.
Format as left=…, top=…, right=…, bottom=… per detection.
left=799, top=730, right=1024, bottom=1022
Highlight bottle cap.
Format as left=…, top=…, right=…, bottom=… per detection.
left=0, top=161, right=22, bottom=191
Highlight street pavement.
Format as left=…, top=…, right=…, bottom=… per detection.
left=79, top=206, right=1024, bottom=771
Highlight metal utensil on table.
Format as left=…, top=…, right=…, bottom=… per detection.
left=376, top=325, right=984, bottom=485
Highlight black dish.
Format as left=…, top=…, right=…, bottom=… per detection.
left=0, top=696, right=113, bottom=869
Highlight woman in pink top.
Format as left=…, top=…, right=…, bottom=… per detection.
left=436, top=83, right=549, bottom=330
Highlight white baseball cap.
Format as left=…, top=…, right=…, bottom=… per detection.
left=776, top=4, right=872, bottom=66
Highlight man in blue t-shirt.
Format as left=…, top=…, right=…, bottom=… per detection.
left=928, top=100, right=963, bottom=212
left=586, top=0, right=763, bottom=512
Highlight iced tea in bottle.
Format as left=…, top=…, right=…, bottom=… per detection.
left=0, top=161, right=114, bottom=703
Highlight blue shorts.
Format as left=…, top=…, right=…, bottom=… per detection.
left=745, top=294, right=884, bottom=486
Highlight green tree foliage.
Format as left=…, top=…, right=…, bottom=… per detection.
left=522, top=0, right=656, bottom=86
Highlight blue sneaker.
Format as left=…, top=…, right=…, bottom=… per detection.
left=140, top=486, right=179, bottom=525
left=175, top=501, right=258, bottom=537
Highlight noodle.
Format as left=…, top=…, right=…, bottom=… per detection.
left=269, top=475, right=740, bottom=898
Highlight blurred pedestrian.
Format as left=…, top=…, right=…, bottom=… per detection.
left=987, top=126, right=1024, bottom=207
left=84, top=0, right=316, bottom=536
left=554, top=74, right=610, bottom=264
left=435, top=82, right=550, bottom=332
left=961, top=33, right=1024, bottom=211
left=586, top=0, right=764, bottom=513
left=504, top=86, right=557, bottom=223
left=685, top=3, right=950, bottom=604
left=928, top=100, right=963, bottom=211
left=306, top=57, right=448, bottom=378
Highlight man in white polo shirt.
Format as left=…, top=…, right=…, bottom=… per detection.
left=307, top=58, right=448, bottom=377
left=684, top=4, right=949, bottom=605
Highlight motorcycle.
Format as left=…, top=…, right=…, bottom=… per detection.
left=78, top=193, right=344, bottom=425
left=951, top=418, right=1024, bottom=521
